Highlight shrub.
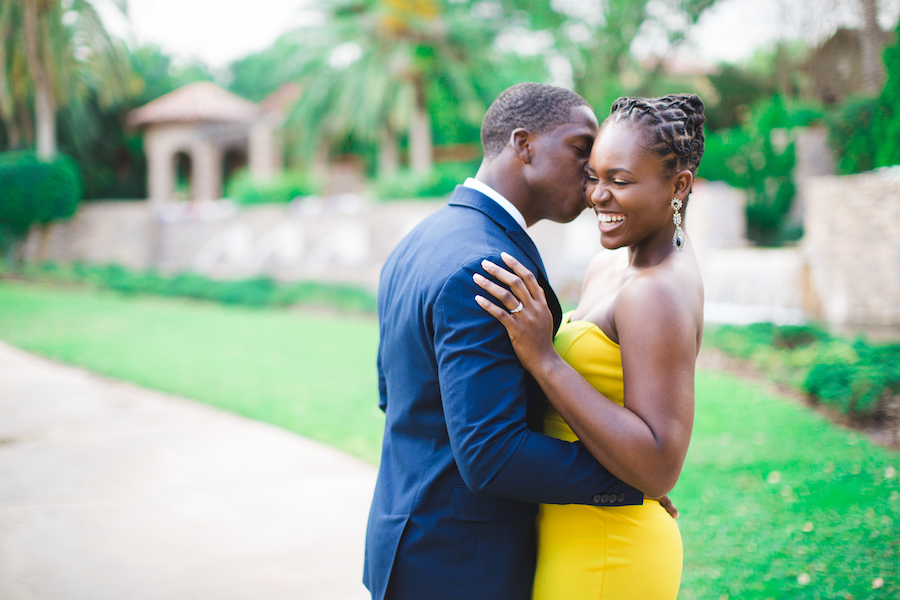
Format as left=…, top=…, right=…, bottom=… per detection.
left=225, top=170, right=321, bottom=205
left=7, top=261, right=377, bottom=313
left=0, top=151, right=82, bottom=235
left=825, top=20, right=900, bottom=172
left=804, top=341, right=900, bottom=417
left=825, top=95, right=882, bottom=174
left=705, top=322, right=900, bottom=420
left=874, top=21, right=900, bottom=167
left=699, top=96, right=813, bottom=246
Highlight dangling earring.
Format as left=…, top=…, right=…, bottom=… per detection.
left=671, top=197, right=684, bottom=251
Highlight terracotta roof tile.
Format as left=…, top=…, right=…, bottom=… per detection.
left=128, top=82, right=262, bottom=127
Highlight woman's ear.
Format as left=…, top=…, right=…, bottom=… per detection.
left=674, top=169, right=694, bottom=199
left=510, top=128, right=533, bottom=165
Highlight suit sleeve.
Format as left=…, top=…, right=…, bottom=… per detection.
left=433, top=256, right=643, bottom=506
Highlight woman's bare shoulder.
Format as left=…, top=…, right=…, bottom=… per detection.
left=614, top=260, right=703, bottom=335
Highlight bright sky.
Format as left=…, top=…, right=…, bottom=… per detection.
left=97, top=0, right=323, bottom=69
left=97, top=0, right=900, bottom=70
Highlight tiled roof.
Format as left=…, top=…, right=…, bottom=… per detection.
left=128, top=82, right=262, bottom=127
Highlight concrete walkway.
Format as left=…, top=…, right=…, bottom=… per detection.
left=0, top=341, right=377, bottom=600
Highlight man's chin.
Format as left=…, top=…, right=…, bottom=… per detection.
left=564, top=203, right=590, bottom=223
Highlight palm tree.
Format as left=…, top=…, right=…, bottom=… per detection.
left=287, top=0, right=499, bottom=177
left=857, top=0, right=886, bottom=94
left=1, top=0, right=132, bottom=160
left=0, top=0, right=30, bottom=149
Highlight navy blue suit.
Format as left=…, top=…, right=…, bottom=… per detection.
left=364, top=185, right=643, bottom=600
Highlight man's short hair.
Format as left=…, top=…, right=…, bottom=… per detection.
left=480, top=83, right=591, bottom=161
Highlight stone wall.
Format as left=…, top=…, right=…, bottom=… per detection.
left=802, top=167, right=900, bottom=326
left=22, top=197, right=438, bottom=292
left=20, top=170, right=900, bottom=327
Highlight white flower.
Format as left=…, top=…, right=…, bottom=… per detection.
left=872, top=577, right=884, bottom=589
left=797, top=573, right=811, bottom=585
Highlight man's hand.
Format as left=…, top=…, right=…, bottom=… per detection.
left=648, top=494, right=679, bottom=519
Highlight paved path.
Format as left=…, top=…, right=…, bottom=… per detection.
left=0, top=342, right=377, bottom=600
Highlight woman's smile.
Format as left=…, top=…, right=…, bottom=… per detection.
left=596, top=210, right=625, bottom=232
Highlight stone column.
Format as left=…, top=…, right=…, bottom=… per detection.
left=249, top=120, right=279, bottom=180
left=192, top=139, right=223, bottom=202
left=146, top=129, right=175, bottom=206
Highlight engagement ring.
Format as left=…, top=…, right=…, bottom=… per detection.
left=510, top=301, right=524, bottom=314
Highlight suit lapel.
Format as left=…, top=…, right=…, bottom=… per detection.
left=505, top=229, right=563, bottom=333
left=449, top=186, right=564, bottom=333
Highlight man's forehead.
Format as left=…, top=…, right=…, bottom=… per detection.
left=557, top=106, right=600, bottom=136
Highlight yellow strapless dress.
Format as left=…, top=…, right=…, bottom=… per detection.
left=533, top=312, right=683, bottom=599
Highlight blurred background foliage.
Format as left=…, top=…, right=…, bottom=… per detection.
left=1, top=0, right=900, bottom=246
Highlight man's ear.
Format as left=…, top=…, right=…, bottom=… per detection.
left=510, top=128, right=532, bottom=165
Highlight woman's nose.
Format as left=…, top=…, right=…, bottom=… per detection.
left=589, top=184, right=607, bottom=206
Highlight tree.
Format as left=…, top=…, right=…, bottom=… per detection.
left=527, top=0, right=717, bottom=109
left=858, top=0, right=886, bottom=93
left=874, top=17, right=900, bottom=166
left=0, top=0, right=133, bottom=161
left=286, top=0, right=515, bottom=177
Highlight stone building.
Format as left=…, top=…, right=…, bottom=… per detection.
left=127, top=82, right=285, bottom=205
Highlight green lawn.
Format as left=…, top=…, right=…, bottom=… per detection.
left=0, top=279, right=384, bottom=460
left=1, top=279, right=898, bottom=598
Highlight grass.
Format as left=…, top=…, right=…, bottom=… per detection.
left=1, top=279, right=898, bottom=598
left=0, top=279, right=384, bottom=460
left=679, top=371, right=899, bottom=599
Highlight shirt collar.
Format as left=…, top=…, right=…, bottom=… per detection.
left=463, top=177, right=527, bottom=230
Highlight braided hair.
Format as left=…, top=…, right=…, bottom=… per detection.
left=606, top=94, right=705, bottom=178
left=481, top=83, right=590, bottom=161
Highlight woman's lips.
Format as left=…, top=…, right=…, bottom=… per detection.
left=596, top=211, right=625, bottom=232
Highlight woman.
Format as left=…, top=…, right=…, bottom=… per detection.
left=474, top=94, right=706, bottom=598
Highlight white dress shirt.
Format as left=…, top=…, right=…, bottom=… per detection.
left=463, top=177, right=527, bottom=231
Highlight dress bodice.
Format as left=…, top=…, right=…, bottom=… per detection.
left=544, top=311, right=624, bottom=442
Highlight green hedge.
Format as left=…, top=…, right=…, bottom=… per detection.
left=374, top=160, right=480, bottom=200
left=12, top=261, right=377, bottom=313
left=0, top=151, right=82, bottom=235
left=825, top=20, right=900, bottom=173
left=825, top=95, right=882, bottom=174
left=704, top=323, right=900, bottom=420
left=225, top=170, right=321, bottom=205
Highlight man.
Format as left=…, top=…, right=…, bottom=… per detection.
left=364, top=83, right=644, bottom=600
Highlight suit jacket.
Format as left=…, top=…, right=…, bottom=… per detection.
left=364, top=185, right=643, bottom=600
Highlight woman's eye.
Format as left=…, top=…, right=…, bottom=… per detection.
left=612, top=179, right=629, bottom=186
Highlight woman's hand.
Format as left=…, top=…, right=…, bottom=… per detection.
left=650, top=494, right=679, bottom=519
left=474, top=252, right=558, bottom=374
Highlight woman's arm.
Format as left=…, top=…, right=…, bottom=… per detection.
left=474, top=253, right=697, bottom=498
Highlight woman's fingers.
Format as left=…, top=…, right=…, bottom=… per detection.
left=475, top=294, right=515, bottom=326
left=651, top=494, right=679, bottom=519
left=473, top=272, right=521, bottom=312
left=480, top=257, right=533, bottom=304
left=500, top=252, right=546, bottom=305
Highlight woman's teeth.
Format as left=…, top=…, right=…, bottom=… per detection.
left=597, top=213, right=624, bottom=224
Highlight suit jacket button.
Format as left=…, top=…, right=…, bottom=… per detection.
left=617, top=493, right=626, bottom=503
left=592, top=494, right=602, bottom=504
left=600, top=494, right=609, bottom=504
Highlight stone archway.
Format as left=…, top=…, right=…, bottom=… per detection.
left=129, top=82, right=283, bottom=206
